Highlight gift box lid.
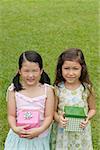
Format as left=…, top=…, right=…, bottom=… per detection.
left=64, top=106, right=86, bottom=118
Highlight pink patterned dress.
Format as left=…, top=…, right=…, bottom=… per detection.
left=4, top=84, right=51, bottom=150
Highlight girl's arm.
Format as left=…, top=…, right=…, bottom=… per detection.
left=7, top=89, right=28, bottom=135
left=86, top=89, right=96, bottom=120
left=80, top=89, right=96, bottom=128
left=39, top=86, right=54, bottom=132
left=54, top=93, right=67, bottom=128
left=7, top=89, right=16, bottom=131
left=54, top=95, right=60, bottom=122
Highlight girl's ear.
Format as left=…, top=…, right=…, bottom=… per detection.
left=18, top=69, right=21, bottom=75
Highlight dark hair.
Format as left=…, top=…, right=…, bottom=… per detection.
left=13, top=51, right=50, bottom=91
left=54, top=48, right=92, bottom=89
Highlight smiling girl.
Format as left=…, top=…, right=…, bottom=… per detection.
left=4, top=50, right=54, bottom=150
left=51, top=48, right=96, bottom=150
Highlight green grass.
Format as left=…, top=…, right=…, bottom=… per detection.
left=0, top=0, right=99, bottom=149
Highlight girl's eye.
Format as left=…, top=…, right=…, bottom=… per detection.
left=73, top=68, right=79, bottom=70
left=64, top=67, right=80, bottom=70
left=32, top=70, right=38, bottom=72
left=24, top=70, right=30, bottom=72
left=64, top=67, right=69, bottom=70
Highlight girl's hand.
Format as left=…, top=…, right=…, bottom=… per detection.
left=80, top=118, right=89, bottom=128
left=20, top=128, right=41, bottom=139
left=58, top=113, right=68, bottom=128
left=13, top=125, right=29, bottom=135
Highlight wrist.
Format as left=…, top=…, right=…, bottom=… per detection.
left=12, top=126, right=17, bottom=133
left=55, top=114, right=60, bottom=123
left=54, top=112, right=60, bottom=123
left=86, top=116, right=89, bottom=122
left=38, top=126, right=44, bottom=134
left=57, top=115, right=60, bottom=123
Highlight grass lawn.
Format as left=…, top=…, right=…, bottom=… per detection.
left=0, top=0, right=99, bottom=149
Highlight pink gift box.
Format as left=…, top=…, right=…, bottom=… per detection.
left=16, top=109, right=40, bottom=130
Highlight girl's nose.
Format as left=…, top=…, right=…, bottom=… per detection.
left=69, top=69, right=74, bottom=75
left=29, top=72, right=34, bottom=77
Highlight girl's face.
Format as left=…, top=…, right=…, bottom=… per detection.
left=19, top=60, right=42, bottom=87
left=62, top=60, right=82, bottom=85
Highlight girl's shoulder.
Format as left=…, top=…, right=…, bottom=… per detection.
left=43, top=84, right=54, bottom=98
left=6, top=83, right=15, bottom=101
left=53, top=82, right=64, bottom=96
left=44, top=83, right=54, bottom=89
left=54, top=82, right=64, bottom=88
left=82, top=83, right=92, bottom=93
left=54, top=82, right=64, bottom=91
left=7, top=83, right=15, bottom=92
left=44, top=83, right=54, bottom=93
left=82, top=83, right=95, bottom=99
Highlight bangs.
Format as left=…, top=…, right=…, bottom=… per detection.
left=63, top=57, right=81, bottom=64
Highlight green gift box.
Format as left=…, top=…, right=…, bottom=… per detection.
left=64, top=106, right=86, bottom=132
left=64, top=106, right=86, bottom=118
